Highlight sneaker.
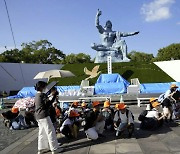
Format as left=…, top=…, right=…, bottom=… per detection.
left=52, top=147, right=64, bottom=154
left=116, top=131, right=119, bottom=137
left=116, top=131, right=122, bottom=137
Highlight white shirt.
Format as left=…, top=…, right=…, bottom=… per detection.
left=60, top=118, right=73, bottom=132
left=164, top=89, right=171, bottom=98
left=146, top=109, right=159, bottom=119
left=114, top=110, right=134, bottom=124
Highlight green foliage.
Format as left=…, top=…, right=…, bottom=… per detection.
left=155, top=43, right=180, bottom=61
left=63, top=53, right=91, bottom=64
left=54, top=62, right=173, bottom=86
left=0, top=48, right=21, bottom=63
left=0, top=40, right=65, bottom=64
left=128, top=51, right=154, bottom=62
left=21, top=40, right=65, bottom=64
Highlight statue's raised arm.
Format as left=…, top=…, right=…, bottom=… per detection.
left=95, top=9, right=104, bottom=34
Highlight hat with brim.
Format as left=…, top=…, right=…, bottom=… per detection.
left=92, top=101, right=100, bottom=107
left=115, top=104, right=119, bottom=109
left=152, top=101, right=160, bottom=108
left=69, top=110, right=80, bottom=117
left=11, top=107, right=19, bottom=113
left=171, top=84, right=178, bottom=89
left=81, top=102, right=87, bottom=107
left=150, top=98, right=157, bottom=103
left=72, top=101, right=79, bottom=106
left=104, top=101, right=110, bottom=108
left=118, top=103, right=127, bottom=110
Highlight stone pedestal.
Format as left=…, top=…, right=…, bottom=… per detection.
left=94, top=50, right=130, bottom=63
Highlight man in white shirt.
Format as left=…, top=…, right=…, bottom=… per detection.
left=114, top=103, right=134, bottom=138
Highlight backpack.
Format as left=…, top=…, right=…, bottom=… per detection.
left=138, top=110, right=148, bottom=121
left=158, top=93, right=165, bottom=103
left=117, top=109, right=134, bottom=121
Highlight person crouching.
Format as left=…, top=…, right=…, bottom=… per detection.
left=114, top=103, right=134, bottom=138
left=102, top=100, right=114, bottom=130
left=84, top=101, right=105, bottom=140
left=145, top=101, right=165, bottom=130
left=60, top=110, right=80, bottom=139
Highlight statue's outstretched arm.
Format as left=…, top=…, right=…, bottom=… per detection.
left=121, top=31, right=139, bottom=37
left=95, top=9, right=104, bottom=34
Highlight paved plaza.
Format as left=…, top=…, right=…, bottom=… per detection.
left=0, top=105, right=180, bottom=154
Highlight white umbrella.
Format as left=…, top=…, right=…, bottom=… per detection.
left=34, top=69, right=75, bottom=80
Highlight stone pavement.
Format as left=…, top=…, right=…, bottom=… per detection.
left=1, top=105, right=180, bottom=154
left=0, top=109, right=36, bottom=152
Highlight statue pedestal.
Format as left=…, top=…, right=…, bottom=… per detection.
left=94, top=50, right=130, bottom=63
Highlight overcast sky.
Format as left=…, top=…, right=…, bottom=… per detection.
left=0, top=0, right=179, bottom=59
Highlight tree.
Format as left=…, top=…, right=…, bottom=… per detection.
left=0, top=40, right=65, bottom=64
left=21, top=40, right=65, bottom=64
left=76, top=53, right=91, bottom=63
left=0, top=48, right=21, bottom=63
left=128, top=51, right=154, bottom=62
left=155, top=43, right=180, bottom=61
left=63, top=53, right=91, bottom=64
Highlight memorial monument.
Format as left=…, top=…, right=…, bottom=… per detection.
left=91, top=9, right=139, bottom=63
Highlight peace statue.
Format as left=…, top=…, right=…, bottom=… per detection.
left=91, top=9, right=139, bottom=63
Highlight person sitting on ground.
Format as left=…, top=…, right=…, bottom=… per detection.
left=143, top=101, right=165, bottom=130
left=84, top=101, right=105, bottom=140
left=68, top=101, right=79, bottom=113
left=114, top=103, right=134, bottom=138
left=101, top=100, right=114, bottom=130
left=80, top=102, right=90, bottom=127
left=1, top=107, right=27, bottom=130
left=162, top=84, right=179, bottom=122
left=60, top=110, right=80, bottom=139
left=24, top=107, right=38, bottom=128
left=113, top=103, right=120, bottom=130
left=81, top=102, right=90, bottom=114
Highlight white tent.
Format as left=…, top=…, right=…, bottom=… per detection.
left=154, top=60, right=180, bottom=82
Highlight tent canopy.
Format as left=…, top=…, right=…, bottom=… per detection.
left=94, top=73, right=130, bottom=94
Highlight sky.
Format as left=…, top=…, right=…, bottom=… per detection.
left=0, top=0, right=180, bottom=59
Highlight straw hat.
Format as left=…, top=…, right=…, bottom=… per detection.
left=92, top=101, right=100, bottom=107
left=117, top=103, right=127, bottom=110
left=69, top=110, right=80, bottom=117
left=171, top=84, right=178, bottom=89
left=152, top=101, right=160, bottom=108
left=81, top=102, right=87, bottom=107
left=104, top=101, right=110, bottom=108
left=150, top=98, right=157, bottom=103
left=11, top=107, right=19, bottom=114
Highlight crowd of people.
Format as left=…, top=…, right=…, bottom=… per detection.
left=1, top=82, right=180, bottom=154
